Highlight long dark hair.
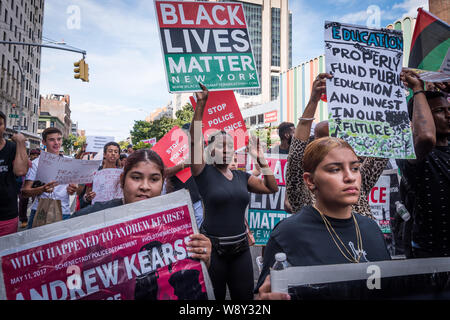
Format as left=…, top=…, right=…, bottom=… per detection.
left=120, top=149, right=165, bottom=187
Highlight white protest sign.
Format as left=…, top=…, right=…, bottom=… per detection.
left=324, top=21, right=415, bottom=159
left=92, top=169, right=124, bottom=204
left=86, top=136, right=115, bottom=153
left=35, top=152, right=101, bottom=184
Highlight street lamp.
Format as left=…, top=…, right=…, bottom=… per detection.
left=13, top=58, right=25, bottom=134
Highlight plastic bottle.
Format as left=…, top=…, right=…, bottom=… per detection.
left=395, top=201, right=411, bottom=221
left=270, top=252, right=291, bottom=294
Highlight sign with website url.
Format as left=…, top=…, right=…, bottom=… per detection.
left=155, top=0, right=260, bottom=92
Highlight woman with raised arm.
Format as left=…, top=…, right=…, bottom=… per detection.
left=190, top=84, right=278, bottom=300
left=256, top=137, right=391, bottom=300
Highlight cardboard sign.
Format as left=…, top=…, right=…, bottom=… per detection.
left=35, top=152, right=102, bottom=185
left=0, top=190, right=214, bottom=300
left=152, top=127, right=191, bottom=183
left=92, top=169, right=124, bottom=204
left=155, top=0, right=260, bottom=92
left=85, top=136, right=115, bottom=153
left=190, top=90, right=247, bottom=151
left=246, top=155, right=291, bottom=246
left=324, top=21, right=415, bottom=159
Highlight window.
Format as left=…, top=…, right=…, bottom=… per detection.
left=38, top=121, right=46, bottom=129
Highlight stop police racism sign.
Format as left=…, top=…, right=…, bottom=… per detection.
left=155, top=0, right=260, bottom=92
left=190, top=90, right=248, bottom=151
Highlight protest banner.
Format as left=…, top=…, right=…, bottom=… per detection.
left=190, top=90, right=247, bottom=151
left=271, top=258, right=450, bottom=299
left=155, top=0, right=260, bottom=92
left=92, top=169, right=124, bottom=204
left=246, top=155, right=291, bottom=246
left=85, top=136, right=115, bottom=153
left=0, top=190, right=214, bottom=300
left=35, top=152, right=102, bottom=185
left=152, top=126, right=191, bottom=183
left=324, top=21, right=415, bottom=159
left=142, top=138, right=157, bottom=147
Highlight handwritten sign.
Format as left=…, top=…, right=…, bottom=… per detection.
left=155, top=0, right=260, bottom=92
left=324, top=21, right=415, bottom=159
left=86, top=136, right=115, bottom=153
left=92, top=169, right=124, bottom=204
left=142, top=138, right=157, bottom=147
left=152, top=127, right=191, bottom=183
left=35, top=152, right=101, bottom=185
left=246, top=155, right=291, bottom=245
left=190, top=90, right=247, bottom=151
left=0, top=190, right=214, bottom=300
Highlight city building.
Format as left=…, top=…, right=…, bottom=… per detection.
left=215, top=0, right=292, bottom=102
left=39, top=94, right=72, bottom=138
left=38, top=111, right=65, bottom=136
left=71, top=121, right=79, bottom=137
left=145, top=105, right=173, bottom=122
left=0, top=0, right=45, bottom=150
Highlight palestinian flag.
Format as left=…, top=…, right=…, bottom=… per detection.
left=408, top=8, right=450, bottom=71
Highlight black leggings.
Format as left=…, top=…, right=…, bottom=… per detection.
left=208, top=247, right=254, bottom=300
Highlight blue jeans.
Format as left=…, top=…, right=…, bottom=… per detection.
left=27, top=209, right=70, bottom=229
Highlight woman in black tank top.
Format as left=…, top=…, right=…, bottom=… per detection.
left=190, top=84, right=278, bottom=300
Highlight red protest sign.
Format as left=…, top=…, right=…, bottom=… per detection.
left=190, top=90, right=247, bottom=151
left=152, top=127, right=191, bottom=183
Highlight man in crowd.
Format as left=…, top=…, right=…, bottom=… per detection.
left=398, top=69, right=450, bottom=258
left=21, top=127, right=78, bottom=227
left=0, top=111, right=29, bottom=236
left=268, top=122, right=295, bottom=155
left=127, top=144, right=134, bottom=156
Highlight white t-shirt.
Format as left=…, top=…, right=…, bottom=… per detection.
left=25, top=157, right=71, bottom=216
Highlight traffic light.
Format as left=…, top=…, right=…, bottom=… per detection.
left=74, top=59, right=89, bottom=82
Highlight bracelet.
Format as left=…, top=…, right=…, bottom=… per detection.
left=413, top=90, right=426, bottom=97
left=298, top=117, right=315, bottom=121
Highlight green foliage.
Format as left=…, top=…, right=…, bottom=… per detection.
left=130, top=103, right=194, bottom=145
left=62, top=134, right=77, bottom=154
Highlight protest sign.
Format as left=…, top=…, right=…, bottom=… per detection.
left=152, top=126, right=191, bottom=183
left=273, top=258, right=450, bottom=299
left=155, top=0, right=260, bottom=92
left=35, top=152, right=101, bottom=185
left=92, top=169, right=124, bottom=204
left=368, top=168, right=401, bottom=256
left=85, top=136, right=115, bottom=153
left=0, top=190, right=214, bottom=300
left=190, top=90, right=247, bottom=151
left=246, top=155, right=291, bottom=246
left=324, top=21, right=415, bottom=159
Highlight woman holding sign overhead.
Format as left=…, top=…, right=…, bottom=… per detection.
left=190, top=84, right=278, bottom=300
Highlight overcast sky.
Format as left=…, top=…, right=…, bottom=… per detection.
left=39, top=0, right=428, bottom=142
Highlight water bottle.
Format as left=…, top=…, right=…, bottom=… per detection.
left=270, top=252, right=291, bottom=294
left=395, top=201, right=411, bottom=221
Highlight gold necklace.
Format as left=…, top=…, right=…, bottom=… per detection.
left=313, top=206, right=364, bottom=263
